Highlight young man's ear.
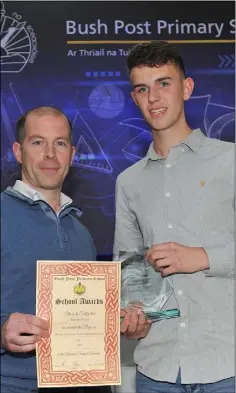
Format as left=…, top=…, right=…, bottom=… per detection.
left=183, top=77, right=194, bottom=101
left=12, top=142, right=22, bottom=164
left=131, top=91, right=139, bottom=107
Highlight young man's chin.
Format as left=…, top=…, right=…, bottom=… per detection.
left=147, top=118, right=171, bottom=132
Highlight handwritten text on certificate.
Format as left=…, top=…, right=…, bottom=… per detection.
left=36, top=261, right=121, bottom=388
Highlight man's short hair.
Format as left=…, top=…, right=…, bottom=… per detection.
left=16, top=106, right=73, bottom=144
left=127, top=41, right=186, bottom=78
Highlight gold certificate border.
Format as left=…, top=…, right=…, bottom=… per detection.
left=36, top=261, right=121, bottom=387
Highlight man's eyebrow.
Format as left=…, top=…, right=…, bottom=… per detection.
left=55, top=137, right=70, bottom=140
left=28, top=135, right=45, bottom=140
left=27, top=135, right=70, bottom=141
left=133, top=76, right=172, bottom=89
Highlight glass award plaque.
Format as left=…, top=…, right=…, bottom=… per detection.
left=120, top=251, right=180, bottom=322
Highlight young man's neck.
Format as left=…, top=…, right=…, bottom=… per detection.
left=21, top=179, right=61, bottom=212
left=152, top=120, right=192, bottom=158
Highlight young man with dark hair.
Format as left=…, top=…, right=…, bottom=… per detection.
left=116, top=42, right=235, bottom=392
left=1, top=107, right=97, bottom=393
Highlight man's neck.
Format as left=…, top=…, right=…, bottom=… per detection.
left=152, top=119, right=192, bottom=158
left=21, top=179, right=61, bottom=212
left=40, top=189, right=61, bottom=212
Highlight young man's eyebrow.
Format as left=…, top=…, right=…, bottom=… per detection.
left=155, top=76, right=172, bottom=82
left=133, top=76, right=172, bottom=89
left=133, top=83, right=148, bottom=89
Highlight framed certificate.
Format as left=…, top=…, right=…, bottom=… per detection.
left=36, top=261, right=121, bottom=388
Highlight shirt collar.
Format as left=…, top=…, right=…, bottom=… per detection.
left=145, top=129, right=206, bottom=163
left=13, top=180, right=72, bottom=211
left=181, top=128, right=206, bottom=153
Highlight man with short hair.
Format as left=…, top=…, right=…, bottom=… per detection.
left=1, top=106, right=97, bottom=392
left=115, top=42, right=235, bottom=392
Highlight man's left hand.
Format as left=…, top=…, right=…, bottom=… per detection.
left=145, top=242, right=209, bottom=276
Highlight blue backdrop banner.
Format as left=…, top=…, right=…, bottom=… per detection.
left=1, top=1, right=235, bottom=257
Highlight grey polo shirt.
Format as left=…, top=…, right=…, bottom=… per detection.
left=114, top=129, right=234, bottom=384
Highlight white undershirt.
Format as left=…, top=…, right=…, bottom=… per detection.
left=13, top=180, right=72, bottom=216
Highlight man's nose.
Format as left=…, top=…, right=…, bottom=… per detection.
left=44, top=143, right=56, bottom=159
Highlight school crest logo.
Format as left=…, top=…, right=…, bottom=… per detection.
left=1, top=1, right=37, bottom=73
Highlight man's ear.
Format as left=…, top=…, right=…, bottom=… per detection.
left=12, top=142, right=22, bottom=164
left=70, top=145, right=76, bottom=166
left=183, top=77, right=194, bottom=101
left=131, top=91, right=139, bottom=107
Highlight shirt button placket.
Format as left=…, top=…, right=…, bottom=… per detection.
left=165, top=160, right=173, bottom=233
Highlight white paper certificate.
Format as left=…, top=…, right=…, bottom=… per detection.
left=36, top=261, right=121, bottom=388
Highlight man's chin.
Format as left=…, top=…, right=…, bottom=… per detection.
left=38, top=182, right=62, bottom=191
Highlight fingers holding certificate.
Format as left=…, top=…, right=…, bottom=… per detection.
left=36, top=261, right=121, bottom=388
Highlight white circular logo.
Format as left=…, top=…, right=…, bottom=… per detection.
left=1, top=1, right=37, bottom=73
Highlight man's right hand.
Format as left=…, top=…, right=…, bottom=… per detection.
left=1, top=312, right=49, bottom=352
left=120, top=308, right=152, bottom=339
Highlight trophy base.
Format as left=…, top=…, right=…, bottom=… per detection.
left=145, top=308, right=180, bottom=322
left=120, top=308, right=180, bottom=323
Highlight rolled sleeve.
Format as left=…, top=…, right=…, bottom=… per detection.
left=113, top=176, right=144, bottom=258
left=203, top=243, right=234, bottom=278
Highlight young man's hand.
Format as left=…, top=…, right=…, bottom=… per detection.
left=120, top=308, right=152, bottom=339
left=146, top=242, right=209, bottom=276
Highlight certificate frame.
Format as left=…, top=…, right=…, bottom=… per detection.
left=36, top=261, right=121, bottom=388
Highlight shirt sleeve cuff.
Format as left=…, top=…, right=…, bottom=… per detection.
left=203, top=246, right=234, bottom=278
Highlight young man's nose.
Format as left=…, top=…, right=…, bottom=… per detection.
left=148, top=86, right=161, bottom=103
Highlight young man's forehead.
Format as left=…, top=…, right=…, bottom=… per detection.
left=130, top=63, right=178, bottom=77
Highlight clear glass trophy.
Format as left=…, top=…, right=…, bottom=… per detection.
left=120, top=251, right=180, bottom=322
